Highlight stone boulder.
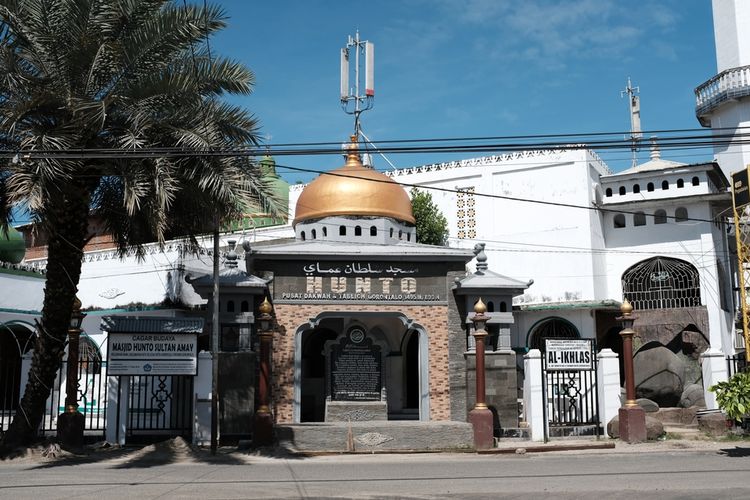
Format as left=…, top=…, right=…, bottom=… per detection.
left=697, top=411, right=729, bottom=438
left=679, top=383, right=706, bottom=408
left=607, top=414, right=664, bottom=441
left=634, top=345, right=685, bottom=407
left=637, top=398, right=659, bottom=413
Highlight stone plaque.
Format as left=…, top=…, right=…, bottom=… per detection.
left=329, top=328, right=382, bottom=401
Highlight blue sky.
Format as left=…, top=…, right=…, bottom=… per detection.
left=211, top=0, right=718, bottom=183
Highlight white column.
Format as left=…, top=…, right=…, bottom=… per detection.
left=597, top=349, right=621, bottom=437
left=523, top=349, right=545, bottom=442
left=19, top=352, right=32, bottom=398
left=193, top=351, right=213, bottom=446
left=105, top=375, right=129, bottom=445
left=701, top=348, right=729, bottom=410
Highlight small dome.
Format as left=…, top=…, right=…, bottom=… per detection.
left=293, top=138, right=415, bottom=226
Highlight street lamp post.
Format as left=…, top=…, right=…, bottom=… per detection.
left=253, top=297, right=275, bottom=446
left=617, top=299, right=646, bottom=443
left=468, top=298, right=494, bottom=450
left=57, top=296, right=86, bottom=448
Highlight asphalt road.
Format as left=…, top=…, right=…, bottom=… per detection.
left=2, top=448, right=750, bottom=499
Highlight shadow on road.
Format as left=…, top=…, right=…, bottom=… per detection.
left=718, top=446, right=750, bottom=457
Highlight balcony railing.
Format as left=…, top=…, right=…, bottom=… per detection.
left=695, top=65, right=750, bottom=126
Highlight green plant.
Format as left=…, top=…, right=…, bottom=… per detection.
left=709, top=371, right=750, bottom=422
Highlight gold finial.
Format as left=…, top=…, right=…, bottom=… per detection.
left=621, top=298, right=633, bottom=315
left=72, top=295, right=82, bottom=311
left=259, top=297, right=273, bottom=315
left=345, top=135, right=361, bottom=166
left=474, top=298, right=487, bottom=314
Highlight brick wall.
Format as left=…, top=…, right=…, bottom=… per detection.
left=271, top=302, right=452, bottom=423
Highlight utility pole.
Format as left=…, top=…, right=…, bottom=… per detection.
left=621, top=77, right=642, bottom=169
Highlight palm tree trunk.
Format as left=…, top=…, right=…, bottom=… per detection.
left=1, top=186, right=90, bottom=450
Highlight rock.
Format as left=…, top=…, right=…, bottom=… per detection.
left=697, top=411, right=729, bottom=438
left=680, top=383, right=706, bottom=408
left=607, top=414, right=664, bottom=441
left=637, top=398, right=659, bottom=413
left=634, top=345, right=685, bottom=407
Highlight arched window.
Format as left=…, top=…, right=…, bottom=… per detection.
left=354, top=225, right=362, bottom=236
left=407, top=233, right=411, bottom=242
left=311, top=229, right=317, bottom=239
left=240, top=301, right=249, bottom=312
left=677, top=178, right=684, bottom=188
left=398, top=230, right=403, bottom=239
left=226, top=300, right=235, bottom=313
left=654, top=209, right=667, bottom=224
left=300, top=231, right=306, bottom=241
left=323, top=227, right=328, bottom=237
left=675, top=207, right=688, bottom=222
left=339, top=225, right=346, bottom=236
left=605, top=188, right=613, bottom=197
left=390, top=228, right=394, bottom=238
left=370, top=226, right=377, bottom=236
left=633, top=184, right=640, bottom=194
left=692, top=176, right=700, bottom=186
left=622, top=256, right=701, bottom=310
left=619, top=186, right=626, bottom=195
left=614, top=214, right=626, bottom=228
left=78, top=336, right=103, bottom=373
left=662, top=180, right=669, bottom=190
left=647, top=182, right=654, bottom=192
left=487, top=301, right=495, bottom=312
left=634, top=212, right=646, bottom=226
left=527, top=317, right=580, bottom=351
left=500, top=302, right=507, bottom=312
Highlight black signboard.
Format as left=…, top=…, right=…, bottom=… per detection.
left=329, top=329, right=382, bottom=401
left=733, top=168, right=750, bottom=209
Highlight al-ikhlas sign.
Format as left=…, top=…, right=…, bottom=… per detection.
left=277, top=261, right=444, bottom=302
left=545, top=339, right=594, bottom=371
left=107, top=332, right=198, bottom=376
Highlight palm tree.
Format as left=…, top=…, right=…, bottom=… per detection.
left=0, top=0, right=284, bottom=449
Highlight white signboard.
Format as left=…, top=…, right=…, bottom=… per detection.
left=107, top=333, right=198, bottom=376
left=545, top=339, right=593, bottom=371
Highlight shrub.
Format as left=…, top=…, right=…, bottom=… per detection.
left=710, top=371, right=750, bottom=422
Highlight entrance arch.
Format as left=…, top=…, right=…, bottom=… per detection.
left=526, top=317, right=580, bottom=351
left=0, top=321, right=36, bottom=424
left=293, top=312, right=430, bottom=423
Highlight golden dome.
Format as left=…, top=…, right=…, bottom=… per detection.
left=293, top=138, right=415, bottom=226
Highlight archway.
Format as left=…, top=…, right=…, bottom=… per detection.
left=526, top=317, right=580, bottom=351
left=0, top=321, right=36, bottom=420
left=293, top=312, right=430, bottom=423
left=622, top=256, right=701, bottom=310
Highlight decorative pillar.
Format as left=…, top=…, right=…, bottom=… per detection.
left=253, top=297, right=275, bottom=446
left=57, top=296, right=86, bottom=448
left=617, top=299, right=646, bottom=443
left=468, top=298, right=494, bottom=449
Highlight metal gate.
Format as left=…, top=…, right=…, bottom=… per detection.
left=125, top=375, right=193, bottom=441
left=542, top=340, right=600, bottom=440
left=0, top=356, right=22, bottom=433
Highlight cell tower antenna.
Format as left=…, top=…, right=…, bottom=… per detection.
left=341, top=31, right=374, bottom=141
left=621, top=77, right=642, bottom=168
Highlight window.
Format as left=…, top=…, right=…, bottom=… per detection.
left=323, top=227, right=328, bottom=237
left=692, top=176, right=700, bottom=186
left=398, top=230, right=403, bottom=239
left=241, top=301, right=249, bottom=312
left=622, top=256, right=701, bottom=310
left=634, top=212, right=646, bottom=226
left=662, top=180, right=669, bottom=190
left=677, top=178, right=684, bottom=188
left=355, top=225, right=362, bottom=236
left=500, top=302, right=507, bottom=312
left=606, top=188, right=613, bottom=197
left=654, top=209, right=667, bottom=224
left=407, top=233, right=411, bottom=242
left=614, top=214, right=626, bottom=228
left=647, top=182, right=654, bottom=192
left=339, top=225, right=346, bottom=236
left=487, top=301, right=495, bottom=312
left=675, top=207, right=688, bottom=222
left=311, top=229, right=316, bottom=239
left=226, top=300, right=235, bottom=313
left=370, top=226, right=377, bottom=236
left=300, top=231, right=306, bottom=241
left=633, top=184, right=640, bottom=194
left=619, top=186, right=626, bottom=195
left=390, top=228, right=394, bottom=238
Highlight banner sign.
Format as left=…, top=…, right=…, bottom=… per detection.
left=733, top=168, right=750, bottom=210
left=545, top=339, right=594, bottom=371
left=107, top=332, right=198, bottom=376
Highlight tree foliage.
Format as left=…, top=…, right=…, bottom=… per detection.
left=410, top=187, right=448, bottom=246
left=0, top=0, right=282, bottom=449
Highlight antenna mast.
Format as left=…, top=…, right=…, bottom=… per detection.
left=621, top=77, right=642, bottom=168
left=341, top=31, right=374, bottom=140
